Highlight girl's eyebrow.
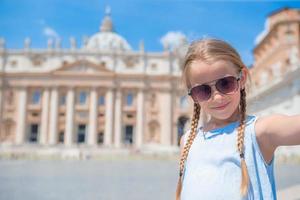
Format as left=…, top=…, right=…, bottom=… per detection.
left=196, top=74, right=234, bottom=85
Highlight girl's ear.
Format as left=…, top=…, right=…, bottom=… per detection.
left=240, top=68, right=247, bottom=89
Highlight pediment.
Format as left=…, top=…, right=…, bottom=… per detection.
left=52, top=60, right=113, bottom=74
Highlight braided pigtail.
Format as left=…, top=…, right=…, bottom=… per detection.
left=175, top=103, right=201, bottom=200
left=237, top=88, right=249, bottom=197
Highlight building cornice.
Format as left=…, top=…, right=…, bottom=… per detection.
left=253, top=20, right=299, bottom=54
left=248, top=65, right=300, bottom=103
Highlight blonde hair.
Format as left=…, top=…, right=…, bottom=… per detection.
left=176, top=38, right=252, bottom=200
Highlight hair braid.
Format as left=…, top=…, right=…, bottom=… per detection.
left=237, top=88, right=249, bottom=197
left=175, top=102, right=201, bottom=200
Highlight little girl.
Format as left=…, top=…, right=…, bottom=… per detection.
left=175, top=38, right=300, bottom=200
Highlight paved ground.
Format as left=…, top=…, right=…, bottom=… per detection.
left=0, top=158, right=299, bottom=200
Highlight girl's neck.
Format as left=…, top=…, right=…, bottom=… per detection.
left=203, top=109, right=241, bottom=131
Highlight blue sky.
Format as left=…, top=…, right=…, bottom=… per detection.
left=1, top=0, right=300, bottom=66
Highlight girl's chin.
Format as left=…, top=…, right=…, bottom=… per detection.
left=208, top=110, right=236, bottom=120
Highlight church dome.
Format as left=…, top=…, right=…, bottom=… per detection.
left=85, top=6, right=132, bottom=51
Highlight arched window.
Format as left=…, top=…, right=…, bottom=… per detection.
left=6, top=90, right=14, bottom=105
left=98, top=95, right=105, bottom=106
left=147, top=120, right=160, bottom=143
left=59, top=94, right=66, bottom=106
left=126, top=93, right=133, bottom=106
left=150, top=93, right=156, bottom=107
left=79, top=91, right=87, bottom=105
left=177, top=116, right=189, bottom=146
left=31, top=90, right=41, bottom=104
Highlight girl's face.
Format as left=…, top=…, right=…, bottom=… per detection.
left=188, top=60, right=247, bottom=120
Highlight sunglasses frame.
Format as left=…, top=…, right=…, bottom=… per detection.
left=187, top=71, right=243, bottom=102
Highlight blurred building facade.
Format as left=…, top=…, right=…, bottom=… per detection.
left=0, top=7, right=299, bottom=154
left=0, top=8, right=192, bottom=151
left=248, top=8, right=300, bottom=116
left=247, top=7, right=300, bottom=156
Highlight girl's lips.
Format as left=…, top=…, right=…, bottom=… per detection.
left=211, top=102, right=230, bottom=110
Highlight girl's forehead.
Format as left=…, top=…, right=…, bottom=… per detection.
left=188, top=60, right=238, bottom=85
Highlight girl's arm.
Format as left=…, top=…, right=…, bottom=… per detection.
left=261, top=114, right=300, bottom=148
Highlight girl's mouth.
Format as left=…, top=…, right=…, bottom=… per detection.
left=211, top=102, right=229, bottom=110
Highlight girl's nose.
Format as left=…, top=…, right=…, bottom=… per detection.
left=210, top=87, right=225, bottom=101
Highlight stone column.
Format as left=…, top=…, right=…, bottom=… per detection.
left=65, top=87, right=75, bottom=146
left=172, top=115, right=178, bottom=146
left=87, top=87, right=98, bottom=146
left=136, top=88, right=145, bottom=148
left=40, top=88, right=49, bottom=145
left=171, top=90, right=176, bottom=146
left=0, top=88, right=2, bottom=119
left=15, top=87, right=27, bottom=144
left=0, top=88, right=3, bottom=136
left=114, top=89, right=122, bottom=148
left=292, top=79, right=300, bottom=114
left=104, top=88, right=114, bottom=147
left=159, top=90, right=172, bottom=146
left=48, top=87, right=58, bottom=145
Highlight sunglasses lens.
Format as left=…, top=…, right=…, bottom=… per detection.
left=216, top=76, right=238, bottom=94
left=191, top=84, right=211, bottom=102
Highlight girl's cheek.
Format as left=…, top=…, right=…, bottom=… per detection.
left=199, top=102, right=208, bottom=109
left=200, top=103, right=211, bottom=113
